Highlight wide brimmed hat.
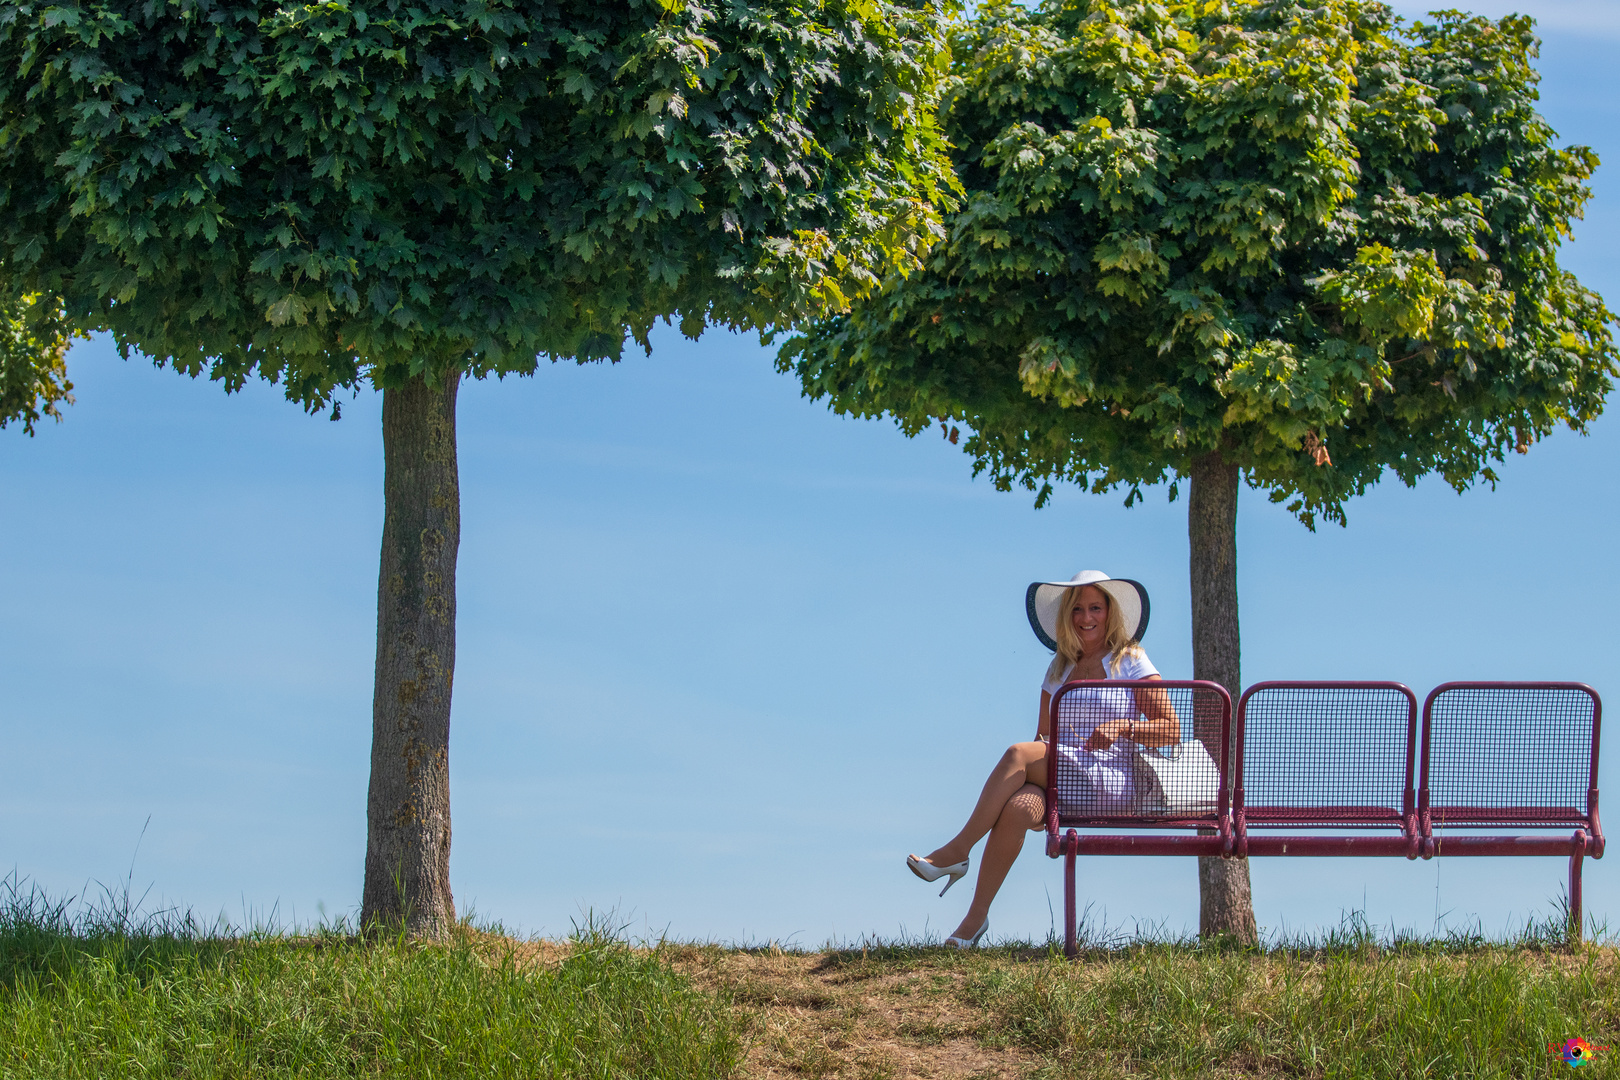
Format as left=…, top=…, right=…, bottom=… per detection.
left=1025, top=571, right=1150, bottom=651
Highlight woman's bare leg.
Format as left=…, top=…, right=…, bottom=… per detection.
left=948, top=784, right=1046, bottom=939
left=917, top=742, right=1048, bottom=869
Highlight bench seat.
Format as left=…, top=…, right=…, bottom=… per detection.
left=1044, top=679, right=1604, bottom=957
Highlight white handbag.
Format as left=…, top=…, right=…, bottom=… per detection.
left=1131, top=739, right=1221, bottom=813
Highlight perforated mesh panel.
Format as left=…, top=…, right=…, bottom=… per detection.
left=1238, top=684, right=1415, bottom=828
left=1050, top=682, right=1228, bottom=827
left=1424, top=685, right=1596, bottom=828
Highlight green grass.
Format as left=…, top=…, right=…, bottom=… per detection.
left=3, top=877, right=1617, bottom=1079
left=967, top=940, right=1619, bottom=1078
left=0, top=880, right=742, bottom=1079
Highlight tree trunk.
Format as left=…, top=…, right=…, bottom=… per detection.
left=362, top=372, right=460, bottom=936
left=1188, top=450, right=1258, bottom=943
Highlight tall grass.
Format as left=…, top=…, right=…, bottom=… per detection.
left=967, top=911, right=1620, bottom=1080
left=0, top=878, right=741, bottom=1079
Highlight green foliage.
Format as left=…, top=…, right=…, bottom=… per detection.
left=0, top=287, right=79, bottom=434
left=781, top=0, right=1617, bottom=525
left=0, top=0, right=956, bottom=401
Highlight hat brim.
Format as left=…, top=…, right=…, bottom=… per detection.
left=1025, top=578, right=1150, bottom=651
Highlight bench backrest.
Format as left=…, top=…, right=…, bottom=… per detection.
left=1235, top=682, right=1418, bottom=830
left=1048, top=679, right=1232, bottom=829
left=1420, top=682, right=1601, bottom=832
left=1047, top=679, right=1603, bottom=841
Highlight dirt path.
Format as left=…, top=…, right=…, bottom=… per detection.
left=675, top=948, right=1029, bottom=1080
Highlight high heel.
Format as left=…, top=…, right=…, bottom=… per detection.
left=906, top=854, right=969, bottom=897
left=945, top=918, right=989, bottom=949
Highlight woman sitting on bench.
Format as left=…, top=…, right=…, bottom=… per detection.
left=906, top=571, right=1179, bottom=947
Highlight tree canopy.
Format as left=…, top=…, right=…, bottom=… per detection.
left=0, top=290, right=76, bottom=433
left=1, top=0, right=956, bottom=397
left=781, top=0, right=1617, bottom=526
left=1, top=0, right=960, bottom=934
left=779, top=0, right=1616, bottom=940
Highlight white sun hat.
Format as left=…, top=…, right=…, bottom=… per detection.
left=1025, top=571, right=1151, bottom=651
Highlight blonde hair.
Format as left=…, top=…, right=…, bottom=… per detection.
left=1044, top=584, right=1143, bottom=682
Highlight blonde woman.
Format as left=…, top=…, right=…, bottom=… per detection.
left=906, top=571, right=1180, bottom=947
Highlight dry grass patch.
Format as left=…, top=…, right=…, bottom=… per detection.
left=671, top=943, right=1042, bottom=1079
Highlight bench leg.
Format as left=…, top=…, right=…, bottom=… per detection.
left=1064, top=831, right=1078, bottom=960
left=1569, top=831, right=1588, bottom=945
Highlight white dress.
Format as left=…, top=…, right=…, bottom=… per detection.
left=1042, top=649, right=1159, bottom=809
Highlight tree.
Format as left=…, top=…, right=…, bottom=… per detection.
left=0, top=290, right=77, bottom=433
left=1, top=0, right=956, bottom=934
left=780, top=0, right=1617, bottom=939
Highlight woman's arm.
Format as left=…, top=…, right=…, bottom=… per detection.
left=1037, top=690, right=1052, bottom=742
left=1084, top=674, right=1180, bottom=750
left=1129, top=676, right=1181, bottom=748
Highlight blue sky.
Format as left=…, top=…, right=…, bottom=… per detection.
left=3, top=1, right=1618, bottom=946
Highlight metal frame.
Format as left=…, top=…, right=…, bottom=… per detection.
left=1043, top=679, right=1233, bottom=958
left=1043, top=679, right=1605, bottom=958
left=1233, top=681, right=1421, bottom=860
left=1416, top=682, right=1604, bottom=939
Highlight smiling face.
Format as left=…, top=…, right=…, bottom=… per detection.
left=1068, top=585, right=1111, bottom=654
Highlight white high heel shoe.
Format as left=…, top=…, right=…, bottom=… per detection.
left=945, top=918, right=989, bottom=949
left=906, top=854, right=969, bottom=897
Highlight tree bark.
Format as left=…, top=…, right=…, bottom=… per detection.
left=362, top=372, right=460, bottom=936
left=1188, top=450, right=1258, bottom=943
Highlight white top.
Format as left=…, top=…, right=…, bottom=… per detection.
left=1043, top=648, right=1160, bottom=809
left=1041, top=648, right=1159, bottom=696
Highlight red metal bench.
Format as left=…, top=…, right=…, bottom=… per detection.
left=1044, top=679, right=1604, bottom=957
left=1418, top=683, right=1605, bottom=927
left=1233, top=681, right=1420, bottom=859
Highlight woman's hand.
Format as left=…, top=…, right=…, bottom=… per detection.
left=1083, top=720, right=1131, bottom=752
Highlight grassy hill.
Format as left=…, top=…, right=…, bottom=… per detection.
left=2, top=882, right=1615, bottom=1078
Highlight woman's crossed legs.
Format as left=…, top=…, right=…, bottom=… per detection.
left=914, top=741, right=1049, bottom=941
